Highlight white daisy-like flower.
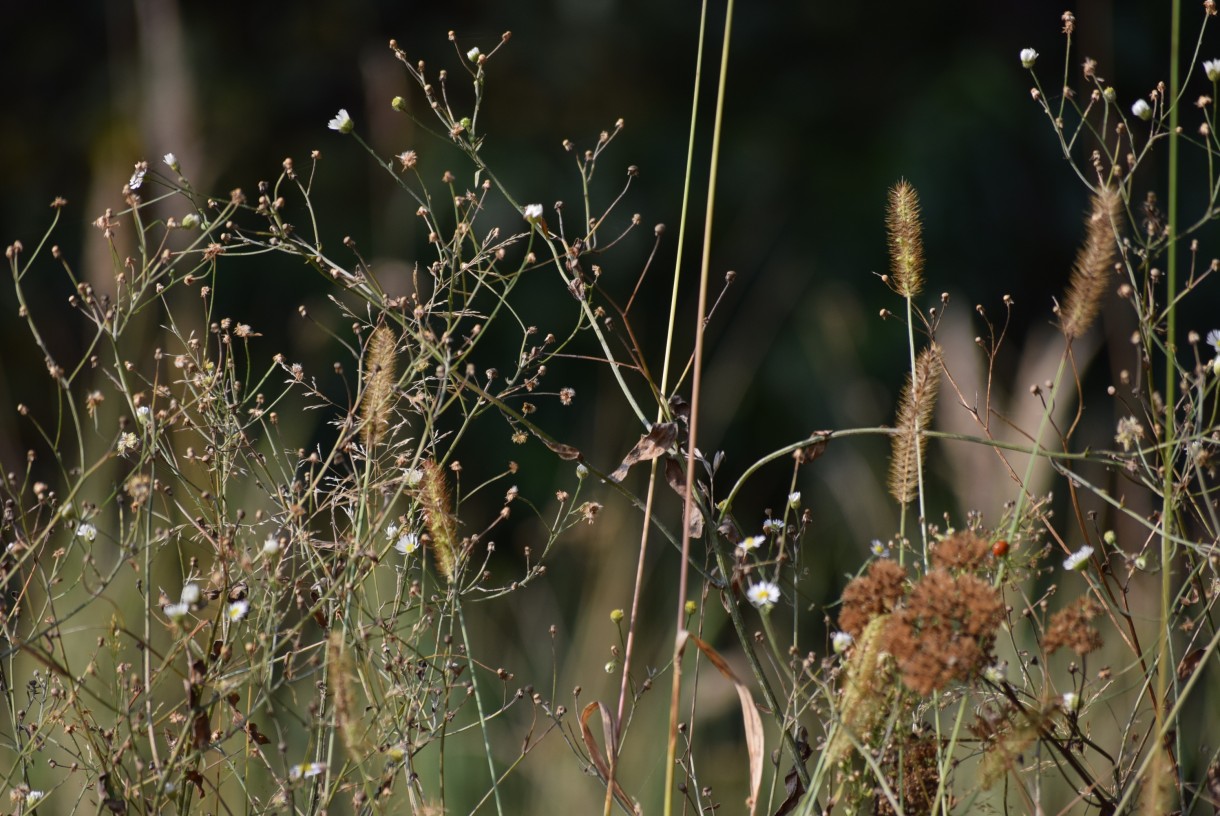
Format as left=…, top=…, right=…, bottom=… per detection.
left=404, top=467, right=425, bottom=487
left=136, top=405, right=152, bottom=425
left=290, top=761, right=326, bottom=780
left=117, top=431, right=139, bottom=455
left=869, top=539, right=890, bottom=558
left=575, top=463, right=589, bottom=480
left=129, top=162, right=147, bottom=190
left=227, top=600, right=249, bottom=622
left=164, top=153, right=179, bottom=171
left=1062, top=691, right=1081, bottom=712
left=76, top=522, right=98, bottom=543
left=737, top=535, right=765, bottom=555
left=1205, top=59, right=1220, bottom=82
left=831, top=631, right=854, bottom=653
left=385, top=522, right=400, bottom=540
left=328, top=109, right=354, bottom=134
left=467, top=47, right=482, bottom=62
left=1206, top=328, right=1220, bottom=354
left=983, top=662, right=1007, bottom=684
left=1063, top=544, right=1094, bottom=571
left=180, top=583, right=201, bottom=606
left=395, top=532, right=420, bottom=555
left=181, top=213, right=200, bottom=230
left=1019, top=48, right=1039, bottom=69
left=523, top=203, right=544, bottom=222
left=787, top=491, right=801, bottom=509
left=746, top=581, right=781, bottom=609
left=163, top=602, right=190, bottom=620
left=25, top=790, right=45, bottom=803
left=762, top=518, right=784, bottom=535
left=1132, top=98, right=1152, bottom=120
left=263, top=534, right=282, bottom=555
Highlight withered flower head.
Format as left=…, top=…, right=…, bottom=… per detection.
left=838, top=559, right=908, bottom=639
left=1042, top=595, right=1103, bottom=655
left=880, top=570, right=1005, bottom=695
left=930, top=530, right=992, bottom=572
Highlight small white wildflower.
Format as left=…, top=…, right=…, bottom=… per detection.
left=164, top=153, right=179, bottom=172
left=181, top=213, right=200, bottom=230
left=1019, top=48, right=1039, bottom=69
left=136, top=405, right=152, bottom=425
left=1132, top=98, right=1152, bottom=120
left=328, top=108, right=354, bottom=134
left=1114, top=416, right=1144, bottom=451
left=762, top=518, right=784, bottom=535
left=163, top=601, right=190, bottom=620
left=395, top=532, right=420, bottom=555
left=746, top=581, right=781, bottom=609
left=1206, top=328, right=1220, bottom=354
left=227, top=600, right=249, bottom=621
left=76, top=522, right=98, bottom=543
left=575, top=463, right=589, bottom=480
left=263, top=534, right=282, bottom=555
left=26, top=790, right=45, bottom=803
left=128, top=162, right=147, bottom=190
left=180, top=583, right=201, bottom=606
left=1063, top=544, right=1094, bottom=571
left=1134, top=554, right=1148, bottom=570
left=1062, top=691, right=1081, bottom=712
left=385, top=522, right=400, bottom=540
left=117, top=431, right=139, bottom=455
left=983, top=662, right=1007, bottom=684
left=604, top=660, right=617, bottom=674
left=467, top=46, right=482, bottom=62
left=831, top=631, right=854, bottom=653
left=737, top=534, right=765, bottom=555
left=290, top=761, right=326, bottom=780
left=1103, top=86, right=1117, bottom=103
left=403, top=467, right=425, bottom=487
left=1205, top=59, right=1220, bottom=82
left=869, top=539, right=890, bottom=558
left=523, top=203, right=544, bottom=222
left=787, top=491, right=801, bottom=509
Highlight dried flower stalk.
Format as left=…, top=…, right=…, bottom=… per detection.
left=360, top=325, right=398, bottom=448
left=1060, top=187, right=1121, bottom=339
left=888, top=345, right=941, bottom=505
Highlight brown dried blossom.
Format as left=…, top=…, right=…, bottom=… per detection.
left=838, top=559, right=908, bottom=639
left=875, top=733, right=941, bottom=816
left=880, top=570, right=1004, bottom=695
left=930, top=530, right=992, bottom=572
left=1042, top=596, right=1103, bottom=655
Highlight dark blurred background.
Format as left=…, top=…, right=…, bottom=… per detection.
left=2, top=0, right=1209, bottom=810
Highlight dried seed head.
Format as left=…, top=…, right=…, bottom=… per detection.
left=888, top=345, right=942, bottom=505
left=360, top=326, right=397, bottom=448
left=885, top=179, right=925, bottom=298
left=420, top=461, right=458, bottom=582
left=1061, top=187, right=1121, bottom=339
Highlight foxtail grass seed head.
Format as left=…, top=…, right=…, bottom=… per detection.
left=360, top=326, right=397, bottom=448
left=885, top=180, right=925, bottom=297
left=1060, top=187, right=1121, bottom=339
left=888, top=345, right=941, bottom=505
left=420, top=461, right=458, bottom=582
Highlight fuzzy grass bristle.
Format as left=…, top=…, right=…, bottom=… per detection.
left=360, top=325, right=397, bottom=448
left=886, top=179, right=925, bottom=298
left=888, top=344, right=941, bottom=506
left=420, top=460, right=458, bottom=583
left=1060, top=187, right=1121, bottom=339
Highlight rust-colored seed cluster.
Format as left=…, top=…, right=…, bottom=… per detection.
left=930, top=531, right=992, bottom=572
left=838, top=559, right=908, bottom=639
left=875, top=734, right=941, bottom=816
left=880, top=570, right=1004, bottom=695
left=1042, top=595, right=1104, bottom=655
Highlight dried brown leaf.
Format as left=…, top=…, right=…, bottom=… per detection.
left=609, top=422, right=678, bottom=482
